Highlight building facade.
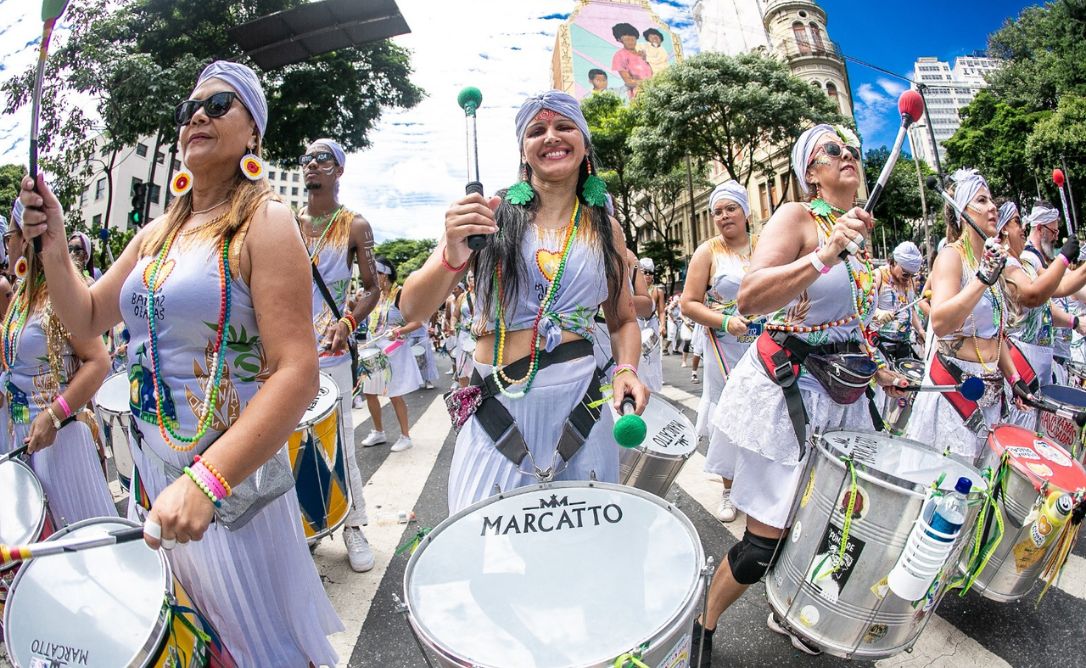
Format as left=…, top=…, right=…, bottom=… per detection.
left=907, top=54, right=1002, bottom=168
left=75, top=135, right=306, bottom=233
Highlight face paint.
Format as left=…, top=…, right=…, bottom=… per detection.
left=812, top=157, right=832, bottom=167
left=534, top=109, right=557, bottom=122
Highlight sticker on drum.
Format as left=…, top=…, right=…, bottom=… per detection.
left=894, top=359, right=925, bottom=383
left=301, top=372, right=339, bottom=424
left=403, top=482, right=704, bottom=668
left=799, top=605, right=820, bottom=627
left=988, top=425, right=1086, bottom=493
left=0, top=459, right=48, bottom=571
left=612, top=394, right=696, bottom=457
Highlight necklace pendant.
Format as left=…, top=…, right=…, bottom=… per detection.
left=811, top=199, right=833, bottom=218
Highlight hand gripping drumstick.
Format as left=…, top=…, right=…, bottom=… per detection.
left=0, top=525, right=146, bottom=568
left=838, top=90, right=925, bottom=260
left=1053, top=169, right=1076, bottom=239
left=1011, top=382, right=1086, bottom=427
left=457, top=87, right=488, bottom=252
left=27, top=0, right=71, bottom=254
left=613, top=396, right=647, bottom=448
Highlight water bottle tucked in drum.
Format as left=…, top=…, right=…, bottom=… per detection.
left=926, top=477, right=971, bottom=542
left=887, top=477, right=971, bottom=601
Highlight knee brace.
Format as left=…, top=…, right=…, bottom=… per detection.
left=727, top=530, right=783, bottom=585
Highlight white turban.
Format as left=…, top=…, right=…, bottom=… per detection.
left=892, top=241, right=923, bottom=274
left=311, top=138, right=346, bottom=167
left=10, top=200, right=23, bottom=231
left=708, top=180, right=749, bottom=218
left=639, top=257, right=655, bottom=274
left=1027, top=204, right=1060, bottom=228
left=950, top=168, right=989, bottom=223
left=791, top=124, right=835, bottom=196
left=997, top=201, right=1019, bottom=233
left=196, top=61, right=268, bottom=138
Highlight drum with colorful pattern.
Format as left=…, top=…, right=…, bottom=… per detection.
left=287, top=372, right=350, bottom=543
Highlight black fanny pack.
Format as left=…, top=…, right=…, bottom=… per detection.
left=805, top=352, right=879, bottom=405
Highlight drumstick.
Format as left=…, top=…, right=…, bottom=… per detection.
left=926, top=176, right=988, bottom=240
left=905, top=376, right=984, bottom=401
left=1012, top=383, right=1086, bottom=427
left=0, top=525, right=145, bottom=568
left=893, top=296, right=924, bottom=315
left=457, top=86, right=488, bottom=251
left=0, top=443, right=30, bottom=463
left=357, top=330, right=395, bottom=351
left=613, top=396, right=646, bottom=448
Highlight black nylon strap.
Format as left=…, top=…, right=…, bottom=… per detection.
left=311, top=262, right=360, bottom=384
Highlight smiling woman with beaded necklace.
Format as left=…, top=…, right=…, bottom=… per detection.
left=400, top=91, right=648, bottom=513
left=17, top=60, right=342, bottom=665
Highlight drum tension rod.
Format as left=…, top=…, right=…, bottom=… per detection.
left=392, top=594, right=436, bottom=668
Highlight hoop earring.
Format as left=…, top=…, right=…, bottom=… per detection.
left=506, top=160, right=535, bottom=206
left=240, top=153, right=264, bottom=181
left=582, top=157, right=608, bottom=208
left=170, top=168, right=193, bottom=197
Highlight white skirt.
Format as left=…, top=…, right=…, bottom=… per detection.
left=730, top=448, right=804, bottom=529
left=691, top=324, right=706, bottom=356
left=128, top=423, right=343, bottom=666
left=696, top=333, right=748, bottom=437
left=448, top=355, right=618, bottom=513
left=14, top=420, right=117, bottom=527
left=904, top=357, right=1002, bottom=462
left=362, top=337, right=424, bottom=397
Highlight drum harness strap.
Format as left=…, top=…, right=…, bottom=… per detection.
left=811, top=457, right=859, bottom=583
left=453, top=340, right=604, bottom=481
left=167, top=601, right=226, bottom=665
left=756, top=331, right=882, bottom=459
left=951, top=457, right=1008, bottom=594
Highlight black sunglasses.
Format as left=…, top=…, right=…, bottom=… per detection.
left=175, top=91, right=238, bottom=126
left=68, top=245, right=86, bottom=254
left=818, top=141, right=861, bottom=161
left=299, top=151, right=338, bottom=166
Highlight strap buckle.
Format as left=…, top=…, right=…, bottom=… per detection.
left=769, top=350, right=795, bottom=385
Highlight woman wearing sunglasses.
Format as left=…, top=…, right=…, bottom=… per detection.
left=692, top=124, right=908, bottom=663
left=18, top=60, right=341, bottom=665
left=871, top=241, right=924, bottom=361
left=67, top=232, right=100, bottom=283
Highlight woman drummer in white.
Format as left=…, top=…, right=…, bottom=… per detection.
left=357, top=256, right=424, bottom=452
left=400, top=91, right=648, bottom=513
left=680, top=180, right=756, bottom=524
left=17, top=61, right=341, bottom=665
left=2, top=206, right=115, bottom=526
left=905, top=170, right=1019, bottom=463
left=693, top=125, right=907, bottom=662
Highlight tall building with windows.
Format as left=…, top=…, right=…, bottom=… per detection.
left=74, top=135, right=305, bottom=232
left=907, top=54, right=1002, bottom=168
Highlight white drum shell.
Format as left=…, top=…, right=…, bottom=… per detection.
left=0, top=459, right=47, bottom=572
left=403, top=482, right=704, bottom=668
left=94, top=372, right=135, bottom=488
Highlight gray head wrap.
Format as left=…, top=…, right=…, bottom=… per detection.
left=708, top=180, right=749, bottom=218
left=997, top=201, right=1019, bottom=233
left=950, top=168, right=989, bottom=223
left=514, top=91, right=591, bottom=148
left=791, top=124, right=836, bottom=195
left=639, top=257, right=655, bottom=274
left=311, top=138, right=346, bottom=167
left=195, top=61, right=268, bottom=138
left=69, top=231, right=91, bottom=256
left=892, top=241, right=923, bottom=274
left=1027, top=204, right=1060, bottom=229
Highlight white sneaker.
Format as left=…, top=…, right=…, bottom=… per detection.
left=361, top=430, right=387, bottom=447
left=352, top=395, right=364, bottom=409
left=767, top=612, right=822, bottom=656
left=342, top=526, right=375, bottom=573
left=716, top=489, right=737, bottom=522
left=425, top=381, right=434, bottom=389
left=691, top=370, right=700, bottom=383
left=390, top=435, right=413, bottom=452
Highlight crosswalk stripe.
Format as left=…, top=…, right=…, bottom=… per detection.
left=662, top=385, right=1012, bottom=666
left=313, top=393, right=447, bottom=665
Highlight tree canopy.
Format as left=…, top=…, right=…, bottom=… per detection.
left=581, top=91, right=639, bottom=244
left=863, top=147, right=935, bottom=251
left=374, top=238, right=437, bottom=284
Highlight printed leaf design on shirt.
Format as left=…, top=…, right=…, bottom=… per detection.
left=188, top=340, right=241, bottom=432
left=787, top=290, right=811, bottom=326
left=205, top=322, right=269, bottom=383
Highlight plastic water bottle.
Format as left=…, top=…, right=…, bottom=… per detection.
left=888, top=477, right=973, bottom=601
left=926, top=477, right=972, bottom=542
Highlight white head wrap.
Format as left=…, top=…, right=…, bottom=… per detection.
left=311, top=138, right=346, bottom=167
left=790, top=124, right=862, bottom=196
left=69, top=231, right=91, bottom=256
left=639, top=257, right=655, bottom=274
left=514, top=91, right=591, bottom=148
left=997, top=201, right=1019, bottom=233
left=1027, top=204, right=1060, bottom=229
left=708, top=180, right=749, bottom=218
left=195, top=61, right=268, bottom=138
left=375, top=261, right=392, bottom=276
left=950, top=168, right=989, bottom=222
left=892, top=241, right=923, bottom=274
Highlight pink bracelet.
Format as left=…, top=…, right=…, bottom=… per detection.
left=1008, top=373, right=1022, bottom=385
left=1059, top=254, right=1071, bottom=267
left=613, top=364, right=638, bottom=378
left=191, top=461, right=228, bottom=501
left=55, top=394, right=71, bottom=419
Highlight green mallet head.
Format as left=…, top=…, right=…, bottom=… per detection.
left=613, top=397, right=646, bottom=448
left=42, top=0, right=70, bottom=21
left=457, top=86, right=483, bottom=116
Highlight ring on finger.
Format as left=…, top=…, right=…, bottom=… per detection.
left=161, top=537, right=176, bottom=550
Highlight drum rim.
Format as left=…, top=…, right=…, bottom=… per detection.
left=0, top=459, right=47, bottom=571
left=815, top=430, right=989, bottom=496
left=631, top=393, right=697, bottom=457
left=297, top=372, right=340, bottom=429
left=1036, top=382, right=1086, bottom=408
left=988, top=423, right=1086, bottom=493
left=94, top=371, right=133, bottom=415
left=402, top=480, right=705, bottom=667
left=3, top=516, right=175, bottom=668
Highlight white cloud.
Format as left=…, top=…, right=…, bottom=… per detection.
left=853, top=77, right=907, bottom=144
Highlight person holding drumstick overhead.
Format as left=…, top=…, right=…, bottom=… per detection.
left=693, top=124, right=908, bottom=662
left=400, top=91, right=648, bottom=513
left=17, top=61, right=341, bottom=665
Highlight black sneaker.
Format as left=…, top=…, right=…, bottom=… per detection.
left=691, top=619, right=714, bottom=668
left=767, top=612, right=822, bottom=656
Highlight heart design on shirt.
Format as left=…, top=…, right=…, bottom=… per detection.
left=536, top=249, right=561, bottom=282
left=143, top=258, right=175, bottom=290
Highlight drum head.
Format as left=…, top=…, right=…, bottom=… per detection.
left=95, top=372, right=131, bottom=414
left=611, top=393, right=696, bottom=457
left=989, top=424, right=1086, bottom=493
left=4, top=518, right=170, bottom=667
left=411, top=344, right=425, bottom=356
left=0, top=459, right=46, bottom=550
left=360, top=347, right=382, bottom=361
left=405, top=482, right=703, bottom=667
left=300, top=372, right=339, bottom=425
left=894, top=359, right=925, bottom=383
left=819, top=430, right=988, bottom=494
left=1037, top=383, right=1086, bottom=409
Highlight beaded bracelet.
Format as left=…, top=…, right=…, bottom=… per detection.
left=721, top=314, right=731, bottom=333
left=55, top=394, right=72, bottom=420
left=441, top=245, right=470, bottom=272
left=613, top=364, right=638, bottom=379
left=193, top=455, right=232, bottom=497
left=339, top=315, right=356, bottom=333
left=197, top=465, right=228, bottom=501
left=183, top=466, right=222, bottom=507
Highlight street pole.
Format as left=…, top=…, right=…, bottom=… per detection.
left=685, top=154, right=697, bottom=257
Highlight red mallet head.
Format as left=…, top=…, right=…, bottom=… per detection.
left=898, top=90, right=925, bottom=125
left=1054, top=169, right=1066, bottom=188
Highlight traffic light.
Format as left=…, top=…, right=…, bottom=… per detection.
left=129, top=182, right=147, bottom=227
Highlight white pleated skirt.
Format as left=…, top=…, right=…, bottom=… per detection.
left=904, top=357, right=1002, bottom=462
left=696, top=333, right=748, bottom=437
left=417, top=337, right=440, bottom=382
left=127, top=423, right=343, bottom=666
left=639, top=338, right=663, bottom=392
left=447, top=355, right=618, bottom=514
left=362, top=338, right=424, bottom=398
left=454, top=331, right=476, bottom=380
left=13, top=420, right=117, bottom=528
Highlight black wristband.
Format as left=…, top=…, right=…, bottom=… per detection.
left=1075, top=316, right=1080, bottom=331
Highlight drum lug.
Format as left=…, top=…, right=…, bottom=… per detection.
left=392, top=594, right=437, bottom=668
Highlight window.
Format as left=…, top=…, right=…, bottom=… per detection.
left=148, top=184, right=161, bottom=204
left=95, top=178, right=106, bottom=200
left=136, top=143, right=148, bottom=157
left=80, top=190, right=87, bottom=207
left=92, top=214, right=102, bottom=228
left=292, top=173, right=300, bottom=182
left=155, top=152, right=164, bottom=164
left=768, top=179, right=778, bottom=210
left=811, top=80, right=823, bottom=91
left=267, top=170, right=276, bottom=180
left=758, top=182, right=769, bottom=218
left=172, top=159, right=181, bottom=172
left=792, top=22, right=811, bottom=55
left=826, top=82, right=839, bottom=104
left=291, top=187, right=299, bottom=196
left=780, top=173, right=793, bottom=204
left=809, top=22, right=825, bottom=52
left=279, top=186, right=287, bottom=195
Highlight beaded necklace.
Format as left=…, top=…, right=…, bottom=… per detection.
left=952, top=237, right=1004, bottom=372
left=1, top=278, right=32, bottom=370
left=491, top=200, right=581, bottom=399
left=145, top=227, right=233, bottom=451
left=305, top=206, right=344, bottom=262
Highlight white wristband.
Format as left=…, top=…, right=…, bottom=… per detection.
left=808, top=251, right=831, bottom=275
